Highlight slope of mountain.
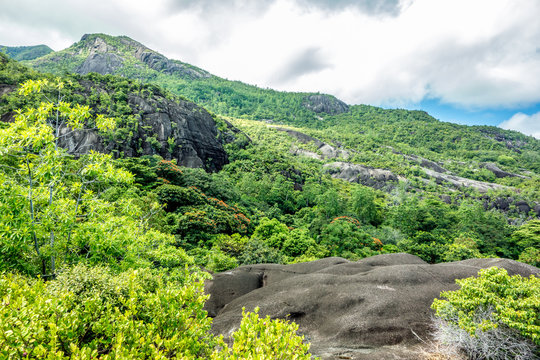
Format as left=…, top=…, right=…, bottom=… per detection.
left=19, top=33, right=540, bottom=209
left=0, top=53, right=229, bottom=171
left=1, top=44, right=53, bottom=61
left=26, top=33, right=349, bottom=126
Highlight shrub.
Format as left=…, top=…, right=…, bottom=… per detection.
left=155, top=184, right=206, bottom=211
left=212, top=307, right=312, bottom=360
left=213, top=233, right=249, bottom=257
left=0, top=267, right=315, bottom=359
left=519, top=247, right=540, bottom=267
left=431, top=267, right=539, bottom=359
left=319, top=217, right=372, bottom=256
left=0, top=266, right=218, bottom=359
left=204, top=248, right=238, bottom=272
left=282, top=228, right=316, bottom=257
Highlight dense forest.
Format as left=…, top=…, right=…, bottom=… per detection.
left=0, top=32, right=539, bottom=359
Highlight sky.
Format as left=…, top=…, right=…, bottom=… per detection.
left=1, top=0, right=540, bottom=138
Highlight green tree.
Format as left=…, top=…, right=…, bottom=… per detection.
left=512, top=219, right=540, bottom=253
left=350, top=186, right=384, bottom=226
left=0, top=79, right=131, bottom=276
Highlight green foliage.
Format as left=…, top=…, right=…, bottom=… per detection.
left=432, top=267, right=540, bottom=345
left=398, top=231, right=449, bottom=263
left=156, top=184, right=206, bottom=211
left=212, top=307, right=312, bottom=360
left=350, top=186, right=385, bottom=226
left=253, top=217, right=290, bottom=248
left=519, top=247, right=540, bottom=267
left=442, top=234, right=483, bottom=262
left=283, top=228, right=316, bottom=257
left=236, top=239, right=284, bottom=265
left=512, top=219, right=540, bottom=253
left=1, top=45, right=53, bottom=61
left=0, top=266, right=218, bottom=359
left=320, top=217, right=373, bottom=258
left=497, top=154, right=517, bottom=166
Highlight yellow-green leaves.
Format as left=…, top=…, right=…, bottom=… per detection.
left=0, top=267, right=217, bottom=359
left=212, top=307, right=313, bottom=360
left=95, top=114, right=116, bottom=132
left=17, top=79, right=49, bottom=96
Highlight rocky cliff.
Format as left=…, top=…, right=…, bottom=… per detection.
left=0, top=74, right=230, bottom=171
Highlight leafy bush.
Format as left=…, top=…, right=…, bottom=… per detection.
left=156, top=184, right=206, bottom=211
left=519, top=247, right=540, bottom=267
left=432, top=267, right=539, bottom=359
left=319, top=217, right=373, bottom=257
left=512, top=219, right=540, bottom=255
left=212, top=307, right=312, bottom=360
left=282, top=228, right=316, bottom=257
left=0, top=266, right=218, bottom=359
left=0, top=266, right=316, bottom=359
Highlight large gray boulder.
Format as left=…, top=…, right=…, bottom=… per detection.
left=273, top=127, right=350, bottom=160
left=481, top=162, right=527, bottom=179
left=205, top=254, right=539, bottom=359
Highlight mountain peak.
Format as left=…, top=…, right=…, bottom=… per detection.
left=32, top=33, right=211, bottom=79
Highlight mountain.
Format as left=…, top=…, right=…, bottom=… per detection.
left=25, top=33, right=349, bottom=126
left=1, top=44, right=53, bottom=61
left=17, top=33, right=540, bottom=205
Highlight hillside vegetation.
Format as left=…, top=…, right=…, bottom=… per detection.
left=1, top=44, right=53, bottom=61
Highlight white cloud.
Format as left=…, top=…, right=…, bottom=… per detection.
left=1, top=0, right=540, bottom=111
left=499, top=112, right=540, bottom=139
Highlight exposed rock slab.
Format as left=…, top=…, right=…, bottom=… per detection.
left=481, top=162, right=527, bottom=179
left=404, top=154, right=448, bottom=174
left=303, top=94, right=349, bottom=115
left=77, top=53, right=124, bottom=75
left=422, top=168, right=506, bottom=193
left=205, top=254, right=539, bottom=360
left=323, top=162, right=397, bottom=189
left=274, top=127, right=350, bottom=160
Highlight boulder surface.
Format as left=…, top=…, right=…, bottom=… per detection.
left=205, top=254, right=539, bottom=359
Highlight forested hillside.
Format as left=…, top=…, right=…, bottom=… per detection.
left=1, top=44, right=53, bottom=61
left=1, top=33, right=539, bottom=359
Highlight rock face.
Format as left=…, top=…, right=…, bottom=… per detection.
left=303, top=94, right=349, bottom=115
left=73, top=34, right=210, bottom=79
left=481, top=162, right=527, bottom=179
left=77, top=53, right=124, bottom=75
left=422, top=168, right=506, bottom=193
left=56, top=80, right=228, bottom=171
left=0, top=77, right=229, bottom=171
left=323, top=162, right=397, bottom=189
left=205, top=254, right=539, bottom=360
left=273, top=127, right=350, bottom=160
left=404, top=154, right=448, bottom=174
